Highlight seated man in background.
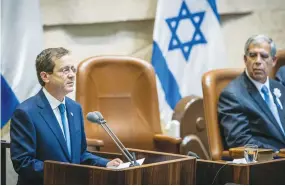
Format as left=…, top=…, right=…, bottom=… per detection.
left=10, top=47, right=123, bottom=185
left=218, top=35, right=285, bottom=151
left=276, top=66, right=285, bottom=86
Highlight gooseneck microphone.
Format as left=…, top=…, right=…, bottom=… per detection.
left=86, top=111, right=139, bottom=167
left=187, top=151, right=200, bottom=159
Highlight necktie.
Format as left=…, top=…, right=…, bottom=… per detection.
left=261, top=86, right=270, bottom=105
left=261, top=85, right=285, bottom=135
left=58, top=103, right=71, bottom=157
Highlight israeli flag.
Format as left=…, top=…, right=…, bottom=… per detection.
left=152, top=0, right=228, bottom=125
left=1, top=0, right=43, bottom=139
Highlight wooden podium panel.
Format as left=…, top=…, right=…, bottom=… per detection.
left=44, top=148, right=196, bottom=185
left=197, top=159, right=285, bottom=184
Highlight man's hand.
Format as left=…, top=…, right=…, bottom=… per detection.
left=106, top=158, right=123, bottom=167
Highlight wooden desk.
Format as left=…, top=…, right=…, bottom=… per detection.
left=45, top=148, right=196, bottom=184
left=1, top=140, right=10, bottom=185
left=197, top=159, right=285, bottom=184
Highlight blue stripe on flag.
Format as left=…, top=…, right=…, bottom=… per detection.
left=207, top=0, right=220, bottom=22
left=1, top=75, right=19, bottom=128
left=151, top=41, right=182, bottom=110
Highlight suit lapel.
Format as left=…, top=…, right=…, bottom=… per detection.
left=270, top=81, right=285, bottom=139
left=274, top=100, right=285, bottom=136
left=243, top=74, right=282, bottom=132
left=36, top=89, right=71, bottom=161
left=65, top=99, right=77, bottom=162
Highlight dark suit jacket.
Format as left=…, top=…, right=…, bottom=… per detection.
left=276, top=66, right=285, bottom=86
left=10, top=89, right=109, bottom=185
left=218, top=72, right=285, bottom=151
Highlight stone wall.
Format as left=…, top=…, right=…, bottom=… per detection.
left=40, top=0, right=285, bottom=100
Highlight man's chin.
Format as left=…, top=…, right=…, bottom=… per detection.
left=65, top=87, right=74, bottom=94
left=252, top=74, right=266, bottom=83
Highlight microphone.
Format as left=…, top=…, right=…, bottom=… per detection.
left=86, top=111, right=139, bottom=167
left=181, top=134, right=210, bottom=160
left=187, top=151, right=200, bottom=159
left=86, top=112, right=101, bottom=123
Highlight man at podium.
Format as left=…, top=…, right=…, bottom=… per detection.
left=10, top=47, right=122, bottom=185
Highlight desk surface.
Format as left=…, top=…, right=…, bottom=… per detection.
left=197, top=158, right=285, bottom=184
left=229, top=147, right=285, bottom=159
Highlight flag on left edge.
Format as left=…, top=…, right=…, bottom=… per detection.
left=1, top=0, right=43, bottom=139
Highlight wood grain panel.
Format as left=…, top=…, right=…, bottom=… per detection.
left=44, top=148, right=196, bottom=184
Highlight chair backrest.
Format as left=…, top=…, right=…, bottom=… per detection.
left=270, top=49, right=285, bottom=78
left=202, top=68, right=244, bottom=160
left=76, top=56, right=161, bottom=152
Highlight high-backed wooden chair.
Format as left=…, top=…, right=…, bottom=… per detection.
left=270, top=49, right=285, bottom=78
left=76, top=56, right=181, bottom=153
left=202, top=68, right=244, bottom=160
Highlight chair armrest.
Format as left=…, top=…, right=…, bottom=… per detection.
left=278, top=148, right=285, bottom=158
left=277, top=149, right=285, bottom=158
left=222, top=150, right=231, bottom=158
left=154, top=134, right=182, bottom=144
left=86, top=138, right=104, bottom=151
left=172, top=96, right=211, bottom=158
left=153, top=134, right=182, bottom=154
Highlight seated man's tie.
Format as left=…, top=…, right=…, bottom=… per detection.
left=261, top=85, right=285, bottom=136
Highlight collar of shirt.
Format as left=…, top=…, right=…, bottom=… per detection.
left=42, top=87, right=66, bottom=110
left=245, top=69, right=270, bottom=93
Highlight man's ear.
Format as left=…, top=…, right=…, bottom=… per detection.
left=40, top=72, right=49, bottom=84
left=243, top=55, right=247, bottom=65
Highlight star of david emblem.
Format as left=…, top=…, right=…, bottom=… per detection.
left=166, top=1, right=207, bottom=61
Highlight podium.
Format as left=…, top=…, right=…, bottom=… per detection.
left=44, top=148, right=196, bottom=184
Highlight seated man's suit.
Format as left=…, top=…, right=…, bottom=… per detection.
left=218, top=72, right=285, bottom=151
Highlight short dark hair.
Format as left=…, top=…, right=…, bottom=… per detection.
left=35, top=47, right=70, bottom=86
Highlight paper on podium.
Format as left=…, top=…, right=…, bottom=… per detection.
left=229, top=158, right=257, bottom=164
left=231, top=158, right=247, bottom=164
left=107, top=158, right=145, bottom=169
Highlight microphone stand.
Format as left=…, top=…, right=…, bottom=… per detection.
left=97, top=117, right=139, bottom=167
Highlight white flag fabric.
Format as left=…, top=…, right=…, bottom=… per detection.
left=1, top=0, right=43, bottom=138
left=151, top=0, right=228, bottom=125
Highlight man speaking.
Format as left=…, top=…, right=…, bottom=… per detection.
left=10, top=47, right=122, bottom=184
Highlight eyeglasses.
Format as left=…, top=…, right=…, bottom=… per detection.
left=57, top=66, right=77, bottom=75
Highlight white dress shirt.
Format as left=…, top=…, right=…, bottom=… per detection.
left=246, top=70, right=284, bottom=135
left=245, top=70, right=272, bottom=101
left=42, top=88, right=69, bottom=139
